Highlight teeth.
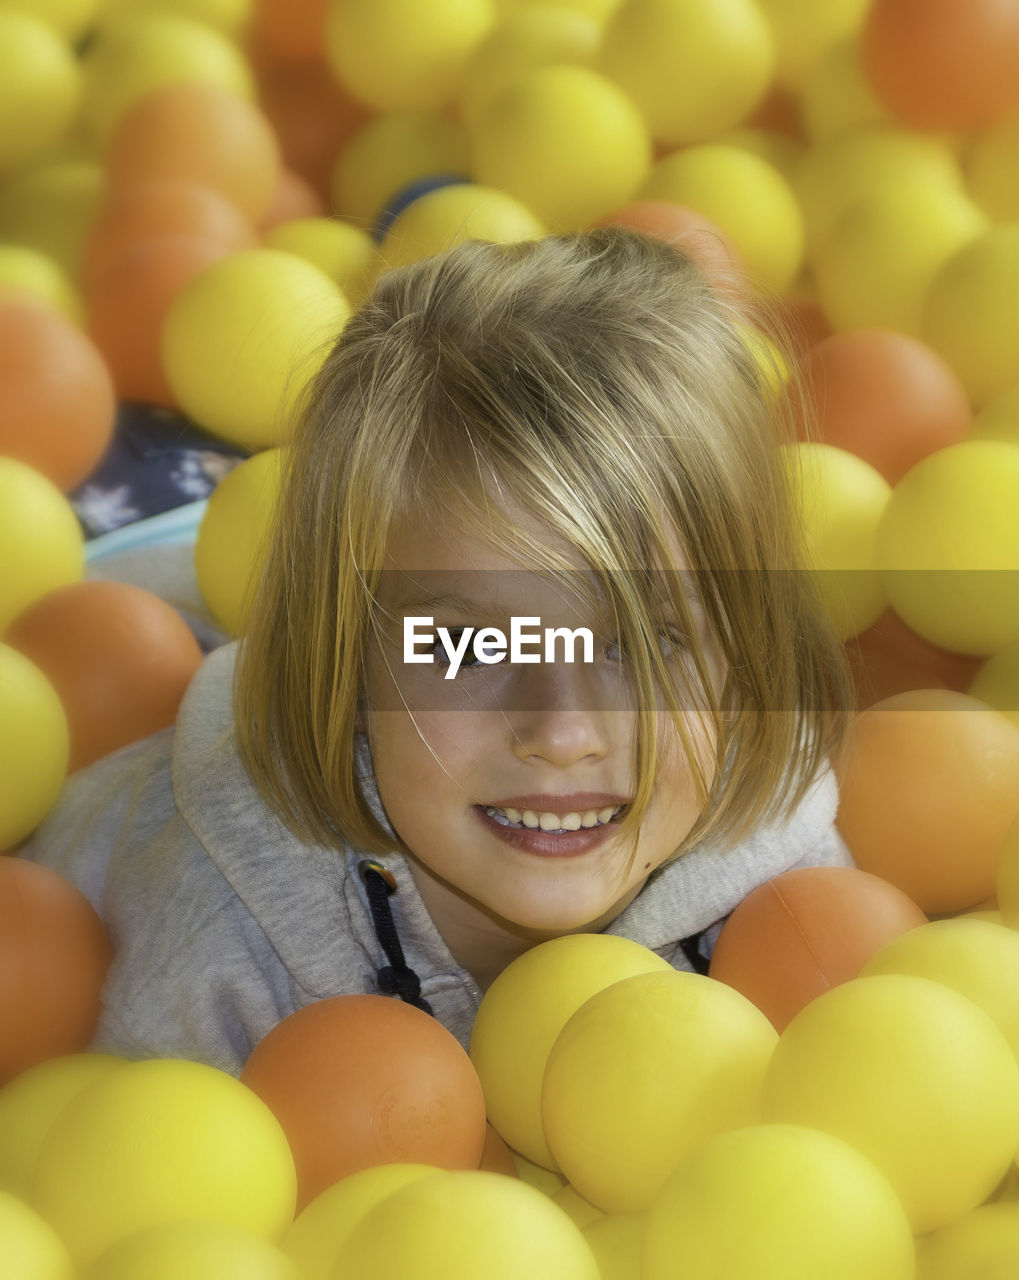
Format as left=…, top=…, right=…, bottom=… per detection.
left=483, top=804, right=624, bottom=833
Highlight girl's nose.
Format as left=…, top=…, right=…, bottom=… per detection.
left=509, top=661, right=615, bottom=766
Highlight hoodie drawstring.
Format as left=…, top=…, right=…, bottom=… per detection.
left=678, top=930, right=710, bottom=975
left=358, top=860, right=434, bottom=1015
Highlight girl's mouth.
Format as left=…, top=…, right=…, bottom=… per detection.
left=473, top=804, right=627, bottom=859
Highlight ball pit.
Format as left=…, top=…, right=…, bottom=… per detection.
left=0, top=300, right=115, bottom=492
left=4, top=579, right=204, bottom=773
left=469, top=933, right=671, bottom=1169
left=104, top=83, right=282, bottom=223
left=835, top=689, right=1019, bottom=914
left=161, top=248, right=350, bottom=449
left=240, top=994, right=487, bottom=1209
left=708, top=865, right=928, bottom=1030
left=3, top=2, right=1019, bottom=1273
left=761, top=974, right=1019, bottom=1234
left=793, top=329, right=972, bottom=486
left=33, top=1057, right=297, bottom=1266
left=0, top=858, right=110, bottom=1083
left=541, top=969, right=777, bottom=1212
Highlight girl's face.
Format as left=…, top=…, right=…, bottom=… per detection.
left=363, top=499, right=722, bottom=940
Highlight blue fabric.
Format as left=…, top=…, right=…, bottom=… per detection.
left=69, top=403, right=248, bottom=542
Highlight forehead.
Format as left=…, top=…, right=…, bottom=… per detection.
left=380, top=486, right=691, bottom=577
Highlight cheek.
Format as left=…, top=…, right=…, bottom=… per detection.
left=656, top=713, right=718, bottom=803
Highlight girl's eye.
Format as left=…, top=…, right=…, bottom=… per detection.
left=606, top=627, right=687, bottom=663
left=431, top=629, right=501, bottom=672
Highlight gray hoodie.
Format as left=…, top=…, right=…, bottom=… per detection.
left=21, top=641, right=853, bottom=1077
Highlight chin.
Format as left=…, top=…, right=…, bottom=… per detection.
left=494, top=898, right=616, bottom=937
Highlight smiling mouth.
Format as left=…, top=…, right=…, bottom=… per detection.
left=478, top=804, right=628, bottom=834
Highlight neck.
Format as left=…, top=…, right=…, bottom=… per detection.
left=402, top=855, right=644, bottom=993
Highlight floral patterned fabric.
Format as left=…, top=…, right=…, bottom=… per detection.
left=69, top=403, right=248, bottom=540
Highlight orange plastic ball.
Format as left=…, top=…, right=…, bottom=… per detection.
left=846, top=608, right=983, bottom=710
left=86, top=235, right=233, bottom=408
left=836, top=689, right=1019, bottom=914
left=257, top=168, right=326, bottom=232
left=479, top=1124, right=519, bottom=1178
left=82, top=179, right=256, bottom=293
left=759, top=293, right=833, bottom=362
left=0, top=301, right=115, bottom=493
left=240, top=994, right=487, bottom=1209
left=253, top=60, right=372, bottom=204
left=5, top=580, right=203, bottom=773
left=794, top=330, right=972, bottom=485
left=591, top=201, right=750, bottom=303
left=861, top=0, right=1019, bottom=130
left=709, top=866, right=928, bottom=1031
left=0, top=857, right=112, bottom=1085
left=250, top=0, right=329, bottom=63
left=105, top=83, right=282, bottom=221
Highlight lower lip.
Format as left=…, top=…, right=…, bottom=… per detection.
left=473, top=806, right=622, bottom=858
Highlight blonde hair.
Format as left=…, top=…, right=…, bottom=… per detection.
left=235, top=229, right=852, bottom=872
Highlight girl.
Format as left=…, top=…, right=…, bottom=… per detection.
left=23, top=228, right=854, bottom=1075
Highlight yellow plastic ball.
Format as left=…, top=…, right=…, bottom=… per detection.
left=754, top=0, right=871, bottom=89
left=971, top=643, right=1019, bottom=731
left=379, top=182, right=546, bottom=267
left=194, top=448, right=283, bottom=636
left=876, top=440, right=1019, bottom=655
left=644, top=1124, right=914, bottom=1280
left=283, top=1165, right=439, bottom=1280
left=923, top=225, right=1019, bottom=408
left=511, top=1151, right=566, bottom=1196
left=794, top=126, right=963, bottom=252
left=335, top=1170, right=600, bottom=1280
left=33, top=1057, right=297, bottom=1267
left=710, top=126, right=803, bottom=183
left=0, top=12, right=80, bottom=173
left=968, top=117, right=1019, bottom=223
left=0, top=1188, right=73, bottom=1280
left=917, top=1203, right=1019, bottom=1280
left=99, top=0, right=252, bottom=37
left=0, top=644, right=69, bottom=849
left=0, top=246, right=81, bottom=326
left=162, top=251, right=349, bottom=449
left=761, top=974, right=1019, bottom=1233
left=79, top=13, right=254, bottom=144
left=471, top=64, right=651, bottom=230
left=0, top=1054, right=122, bottom=1202
left=0, top=161, right=105, bottom=281
left=495, top=0, right=620, bottom=21
left=331, top=109, right=470, bottom=227
left=861, top=919, right=1019, bottom=1064
left=738, top=322, right=790, bottom=401
left=972, top=386, right=1019, bottom=447
left=459, top=6, right=599, bottom=130
left=782, top=441, right=890, bottom=640
left=541, top=970, right=778, bottom=1213
left=582, top=1212, right=644, bottom=1280
left=551, top=1184, right=604, bottom=1229
left=812, top=182, right=986, bottom=337
left=325, top=0, right=496, bottom=112
left=640, top=144, right=803, bottom=293
left=88, top=1221, right=301, bottom=1280
left=263, top=218, right=378, bottom=307
left=0, top=0, right=99, bottom=41
left=997, top=812, right=1019, bottom=931
left=598, top=0, right=773, bottom=146
left=469, top=934, right=672, bottom=1170
left=799, top=37, right=888, bottom=141
left=0, top=455, right=84, bottom=633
